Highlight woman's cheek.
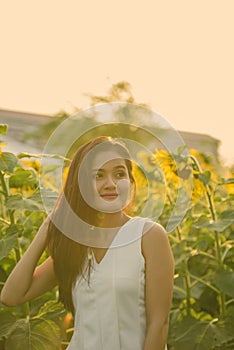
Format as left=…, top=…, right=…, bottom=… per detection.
left=95, top=180, right=102, bottom=195
left=116, top=179, right=131, bottom=207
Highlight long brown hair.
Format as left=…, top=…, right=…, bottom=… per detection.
left=46, top=136, right=136, bottom=312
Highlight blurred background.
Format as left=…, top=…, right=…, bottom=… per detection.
left=0, top=2, right=233, bottom=349
left=0, top=0, right=233, bottom=166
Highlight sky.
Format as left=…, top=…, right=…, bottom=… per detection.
left=0, top=0, right=233, bottom=165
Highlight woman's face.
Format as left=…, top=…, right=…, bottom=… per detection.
left=79, top=150, right=132, bottom=213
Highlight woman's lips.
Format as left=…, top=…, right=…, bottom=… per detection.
left=100, top=194, right=118, bottom=200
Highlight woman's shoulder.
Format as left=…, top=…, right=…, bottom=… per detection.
left=130, top=216, right=167, bottom=237
left=141, top=219, right=169, bottom=258
left=143, top=219, right=167, bottom=236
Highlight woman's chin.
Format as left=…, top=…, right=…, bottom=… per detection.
left=93, top=198, right=128, bottom=213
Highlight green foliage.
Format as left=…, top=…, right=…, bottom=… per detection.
left=0, top=125, right=68, bottom=349
left=153, top=149, right=234, bottom=349
left=0, top=125, right=8, bottom=136
left=0, top=120, right=234, bottom=349
left=0, top=152, right=18, bottom=173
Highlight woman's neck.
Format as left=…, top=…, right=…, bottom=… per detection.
left=96, top=211, right=130, bottom=228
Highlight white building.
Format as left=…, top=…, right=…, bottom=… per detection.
left=0, top=108, right=220, bottom=161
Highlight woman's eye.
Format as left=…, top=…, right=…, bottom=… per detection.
left=115, top=171, right=126, bottom=178
left=95, top=172, right=103, bottom=179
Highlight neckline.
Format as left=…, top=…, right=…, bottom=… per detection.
left=91, top=217, right=135, bottom=265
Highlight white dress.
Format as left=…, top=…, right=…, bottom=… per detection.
left=67, top=217, right=167, bottom=350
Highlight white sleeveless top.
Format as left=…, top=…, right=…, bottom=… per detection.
left=67, top=217, right=167, bottom=350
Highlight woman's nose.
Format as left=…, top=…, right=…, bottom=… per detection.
left=104, top=175, right=116, bottom=188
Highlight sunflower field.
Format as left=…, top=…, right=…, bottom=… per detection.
left=0, top=123, right=233, bottom=349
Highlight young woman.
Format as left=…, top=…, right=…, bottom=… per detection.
left=1, top=136, right=174, bottom=350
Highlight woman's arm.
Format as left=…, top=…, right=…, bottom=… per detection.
left=0, top=217, right=57, bottom=307
left=142, top=222, right=174, bottom=350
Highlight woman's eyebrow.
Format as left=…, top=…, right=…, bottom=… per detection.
left=92, top=165, right=126, bottom=172
left=113, top=165, right=127, bottom=170
left=92, top=168, right=103, bottom=173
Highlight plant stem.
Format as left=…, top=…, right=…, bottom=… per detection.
left=0, top=171, right=21, bottom=264
left=0, top=170, right=15, bottom=222
left=189, top=273, right=220, bottom=294
left=190, top=155, right=226, bottom=316
left=0, top=170, right=8, bottom=196
left=205, top=188, right=222, bottom=266
left=177, top=225, right=192, bottom=316
left=167, top=189, right=192, bottom=315
left=167, top=191, right=181, bottom=241
left=183, top=260, right=192, bottom=316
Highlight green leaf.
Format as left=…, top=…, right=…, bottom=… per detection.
left=42, top=164, right=61, bottom=174
left=198, top=287, right=219, bottom=316
left=226, top=305, right=234, bottom=318
left=9, top=168, right=38, bottom=187
left=176, top=144, right=189, bottom=155
left=17, top=152, right=42, bottom=159
left=208, top=219, right=233, bottom=232
left=170, top=316, right=234, bottom=350
left=0, top=152, right=18, bottom=173
left=192, top=220, right=211, bottom=230
left=220, top=209, right=234, bottom=220
left=6, top=194, right=44, bottom=211
left=214, top=270, right=234, bottom=297
left=6, top=224, right=23, bottom=237
left=17, top=152, right=69, bottom=161
left=215, top=316, right=234, bottom=346
left=172, top=240, right=191, bottom=266
left=0, top=309, right=17, bottom=339
left=219, top=177, right=234, bottom=185
left=169, top=316, right=198, bottom=350
left=195, top=320, right=234, bottom=349
left=5, top=318, right=61, bottom=350
left=36, top=300, right=66, bottom=322
left=193, top=216, right=233, bottom=232
left=0, top=234, right=18, bottom=260
left=198, top=171, right=211, bottom=185
left=193, top=234, right=214, bottom=251
left=192, top=215, right=210, bottom=228
left=190, top=282, right=206, bottom=300
left=188, top=254, right=212, bottom=276
left=0, top=124, right=8, bottom=135
left=173, top=284, right=187, bottom=299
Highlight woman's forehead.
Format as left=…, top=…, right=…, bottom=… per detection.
left=91, top=151, right=128, bottom=170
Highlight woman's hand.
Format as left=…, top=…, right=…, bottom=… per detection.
left=0, top=217, right=57, bottom=307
